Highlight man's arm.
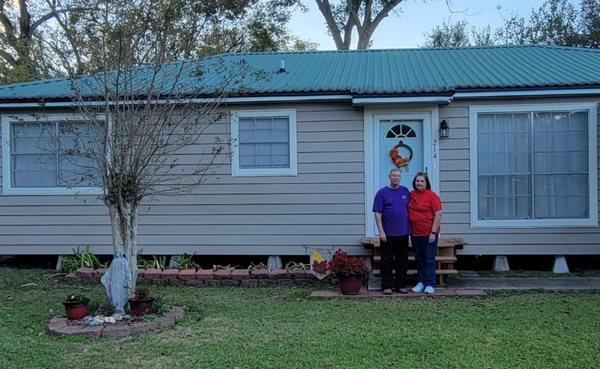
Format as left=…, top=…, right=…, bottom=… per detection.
left=374, top=212, right=386, bottom=242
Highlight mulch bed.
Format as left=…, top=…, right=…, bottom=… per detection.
left=47, top=307, right=185, bottom=339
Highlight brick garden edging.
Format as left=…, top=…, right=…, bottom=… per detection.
left=66, top=267, right=337, bottom=286
left=47, top=306, right=185, bottom=339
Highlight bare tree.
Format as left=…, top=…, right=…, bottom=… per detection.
left=315, top=0, right=404, bottom=49
left=43, top=0, right=256, bottom=311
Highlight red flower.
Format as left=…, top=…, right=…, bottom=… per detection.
left=328, top=249, right=367, bottom=277
left=312, top=260, right=329, bottom=274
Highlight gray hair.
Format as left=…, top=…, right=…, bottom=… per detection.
left=389, top=168, right=401, bottom=175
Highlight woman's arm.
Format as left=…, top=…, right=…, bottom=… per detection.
left=429, top=210, right=442, bottom=243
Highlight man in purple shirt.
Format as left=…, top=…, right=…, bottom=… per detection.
left=373, top=168, right=410, bottom=294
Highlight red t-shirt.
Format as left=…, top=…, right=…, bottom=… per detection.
left=408, top=189, right=442, bottom=236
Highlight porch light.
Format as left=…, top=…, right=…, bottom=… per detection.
left=439, top=119, right=449, bottom=138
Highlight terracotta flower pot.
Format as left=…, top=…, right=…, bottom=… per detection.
left=338, top=275, right=363, bottom=295
left=63, top=298, right=90, bottom=320
left=129, top=297, right=155, bottom=317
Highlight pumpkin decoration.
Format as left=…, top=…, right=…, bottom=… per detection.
left=389, top=141, right=413, bottom=171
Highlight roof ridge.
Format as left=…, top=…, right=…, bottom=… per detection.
left=200, top=44, right=600, bottom=58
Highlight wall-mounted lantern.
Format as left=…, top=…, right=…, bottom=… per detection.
left=439, top=119, right=449, bottom=138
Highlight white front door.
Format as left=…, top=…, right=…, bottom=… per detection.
left=366, top=110, right=438, bottom=237
left=377, top=118, right=424, bottom=190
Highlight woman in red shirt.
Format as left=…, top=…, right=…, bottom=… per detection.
left=408, top=172, right=442, bottom=294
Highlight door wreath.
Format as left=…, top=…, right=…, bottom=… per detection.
left=389, top=140, right=413, bottom=171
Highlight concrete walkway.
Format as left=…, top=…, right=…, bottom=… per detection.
left=448, top=277, right=600, bottom=291
left=311, top=288, right=485, bottom=298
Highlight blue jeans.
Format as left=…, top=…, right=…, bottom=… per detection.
left=411, top=234, right=438, bottom=288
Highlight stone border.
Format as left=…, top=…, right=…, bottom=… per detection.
left=66, top=267, right=337, bottom=286
left=47, top=307, right=185, bottom=339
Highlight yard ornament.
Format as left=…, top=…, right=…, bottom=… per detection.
left=101, top=257, right=133, bottom=314
left=309, top=248, right=333, bottom=280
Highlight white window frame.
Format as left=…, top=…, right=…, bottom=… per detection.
left=230, top=109, right=297, bottom=177
left=469, top=103, right=598, bottom=228
left=2, top=113, right=104, bottom=195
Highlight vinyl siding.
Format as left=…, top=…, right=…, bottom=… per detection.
left=0, top=103, right=367, bottom=255
left=439, top=97, right=600, bottom=255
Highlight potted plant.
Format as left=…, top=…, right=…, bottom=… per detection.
left=328, top=249, right=368, bottom=295
left=129, top=287, right=155, bottom=317
left=63, top=294, right=90, bottom=320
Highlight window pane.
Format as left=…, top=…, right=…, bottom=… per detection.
left=477, top=113, right=531, bottom=220
left=237, top=116, right=290, bottom=169
left=533, top=111, right=588, bottom=218
left=11, top=122, right=55, bottom=154
left=478, top=175, right=531, bottom=220
left=9, top=120, right=103, bottom=188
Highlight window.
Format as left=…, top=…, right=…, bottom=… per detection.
left=231, top=109, right=297, bottom=176
left=470, top=104, right=597, bottom=227
left=2, top=115, right=104, bottom=195
left=385, top=123, right=417, bottom=138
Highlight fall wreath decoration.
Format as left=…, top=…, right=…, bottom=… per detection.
left=389, top=141, right=413, bottom=171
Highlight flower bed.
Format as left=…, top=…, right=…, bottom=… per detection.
left=47, top=307, right=185, bottom=339
left=65, top=267, right=336, bottom=286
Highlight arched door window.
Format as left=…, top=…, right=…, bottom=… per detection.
left=386, top=124, right=417, bottom=138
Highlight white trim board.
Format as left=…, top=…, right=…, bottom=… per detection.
left=0, top=95, right=353, bottom=108
left=457, top=244, right=600, bottom=255
left=468, top=102, right=598, bottom=228
left=1, top=113, right=104, bottom=196
left=454, top=88, right=600, bottom=99
left=363, top=107, right=440, bottom=237
left=0, top=88, right=598, bottom=109
left=230, top=109, right=298, bottom=177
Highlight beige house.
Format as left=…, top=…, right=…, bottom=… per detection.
left=0, top=46, right=599, bottom=267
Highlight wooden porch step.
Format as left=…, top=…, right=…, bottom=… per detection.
left=361, top=237, right=466, bottom=249
left=372, top=269, right=459, bottom=277
left=373, top=255, right=457, bottom=263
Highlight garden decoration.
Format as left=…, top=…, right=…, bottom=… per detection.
left=309, top=248, right=333, bottom=280
left=129, top=287, right=155, bottom=317
left=101, top=257, right=133, bottom=314
left=63, top=294, right=90, bottom=320
left=389, top=140, right=413, bottom=172
left=328, top=249, right=368, bottom=295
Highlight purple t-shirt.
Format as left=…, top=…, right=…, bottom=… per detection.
left=372, top=185, right=411, bottom=236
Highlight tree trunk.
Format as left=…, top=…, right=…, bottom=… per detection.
left=104, top=199, right=139, bottom=308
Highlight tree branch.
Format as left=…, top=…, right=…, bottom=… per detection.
left=315, top=0, right=346, bottom=49
left=0, top=48, right=17, bottom=66
left=31, top=5, right=97, bottom=32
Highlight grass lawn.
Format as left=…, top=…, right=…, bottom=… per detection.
left=1, top=268, right=599, bottom=369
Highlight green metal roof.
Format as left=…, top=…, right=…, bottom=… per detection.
left=0, top=45, right=599, bottom=101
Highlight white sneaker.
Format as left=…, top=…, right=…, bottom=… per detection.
left=412, top=282, right=425, bottom=293
left=424, top=286, right=436, bottom=294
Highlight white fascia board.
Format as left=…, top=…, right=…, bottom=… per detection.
left=454, top=88, right=600, bottom=99
left=352, top=96, right=453, bottom=105
left=0, top=94, right=353, bottom=108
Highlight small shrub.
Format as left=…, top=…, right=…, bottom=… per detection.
left=247, top=262, right=269, bottom=271
left=151, top=295, right=170, bottom=316
left=328, top=249, right=367, bottom=277
left=61, top=246, right=106, bottom=273
left=65, top=294, right=87, bottom=302
left=137, top=255, right=167, bottom=270
left=285, top=261, right=309, bottom=271
left=132, top=287, right=151, bottom=300
left=178, top=253, right=199, bottom=270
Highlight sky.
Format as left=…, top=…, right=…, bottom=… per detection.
left=288, top=0, right=549, bottom=50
